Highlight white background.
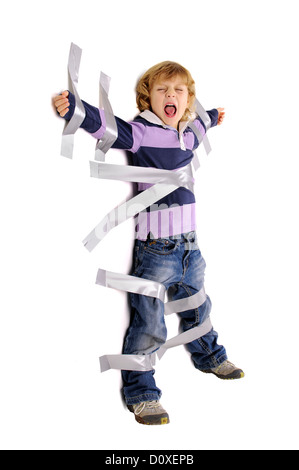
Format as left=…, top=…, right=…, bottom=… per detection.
left=1, top=0, right=298, bottom=450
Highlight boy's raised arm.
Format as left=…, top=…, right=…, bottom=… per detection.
left=53, top=91, right=143, bottom=152
left=53, top=91, right=102, bottom=133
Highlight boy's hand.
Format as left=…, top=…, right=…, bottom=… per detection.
left=217, top=107, right=225, bottom=125
left=53, top=91, right=70, bottom=117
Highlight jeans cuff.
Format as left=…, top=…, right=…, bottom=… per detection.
left=125, top=392, right=162, bottom=406
left=195, top=353, right=228, bottom=371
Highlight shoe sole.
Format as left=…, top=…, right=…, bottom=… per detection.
left=202, top=370, right=245, bottom=380
left=135, top=415, right=170, bottom=425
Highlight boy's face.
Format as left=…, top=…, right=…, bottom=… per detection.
left=149, top=75, right=190, bottom=129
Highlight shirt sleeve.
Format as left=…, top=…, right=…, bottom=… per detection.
left=61, top=91, right=145, bottom=153
left=190, top=108, right=220, bottom=150
left=195, top=109, right=219, bottom=131
left=207, top=109, right=219, bottom=128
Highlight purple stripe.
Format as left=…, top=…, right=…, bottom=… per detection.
left=140, top=125, right=196, bottom=151
left=136, top=203, right=197, bottom=240
left=141, top=127, right=182, bottom=149
left=129, top=122, right=146, bottom=153
left=91, top=109, right=106, bottom=140
left=138, top=182, right=154, bottom=191
left=193, top=118, right=206, bottom=137
left=184, top=131, right=195, bottom=150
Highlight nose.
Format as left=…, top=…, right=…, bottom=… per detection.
left=166, top=88, right=176, bottom=97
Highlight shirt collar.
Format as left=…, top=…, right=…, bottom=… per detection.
left=139, top=110, right=195, bottom=133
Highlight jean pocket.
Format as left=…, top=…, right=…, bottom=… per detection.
left=144, top=238, right=177, bottom=255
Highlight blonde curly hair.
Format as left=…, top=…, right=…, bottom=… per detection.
left=136, top=61, right=196, bottom=122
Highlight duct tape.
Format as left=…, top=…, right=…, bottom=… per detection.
left=97, top=277, right=211, bottom=372
left=189, top=98, right=212, bottom=156
left=192, top=151, right=201, bottom=171
left=83, top=163, right=195, bottom=252
left=203, top=135, right=212, bottom=156
left=61, top=43, right=86, bottom=159
left=100, top=317, right=212, bottom=372
left=195, top=98, right=212, bottom=132
left=157, top=317, right=213, bottom=360
left=94, top=72, right=118, bottom=161
left=96, top=271, right=206, bottom=314
left=82, top=181, right=179, bottom=251
left=96, top=269, right=166, bottom=301
left=164, top=287, right=206, bottom=315
left=100, top=353, right=156, bottom=373
left=89, top=161, right=195, bottom=188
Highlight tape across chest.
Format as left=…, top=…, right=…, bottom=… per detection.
left=61, top=43, right=214, bottom=373
left=84, top=162, right=195, bottom=252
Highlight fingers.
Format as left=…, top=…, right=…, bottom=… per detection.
left=53, top=91, right=70, bottom=117
left=217, top=107, right=225, bottom=125
left=59, top=107, right=70, bottom=118
left=218, top=113, right=225, bottom=124
left=57, top=99, right=69, bottom=117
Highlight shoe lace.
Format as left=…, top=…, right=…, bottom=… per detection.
left=215, top=360, right=234, bottom=373
left=134, top=400, right=160, bottom=416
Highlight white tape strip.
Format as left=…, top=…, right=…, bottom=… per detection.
left=96, top=269, right=166, bottom=301
left=189, top=99, right=212, bottom=156
left=61, top=43, right=86, bottom=159
left=164, top=288, right=206, bottom=315
left=98, top=277, right=211, bottom=372
left=192, top=151, right=201, bottom=171
left=96, top=271, right=206, bottom=314
left=83, top=182, right=177, bottom=251
left=157, top=317, right=213, bottom=360
left=100, top=353, right=156, bottom=373
left=100, top=317, right=212, bottom=372
left=195, top=98, right=212, bottom=132
left=90, top=161, right=195, bottom=189
left=94, top=72, right=118, bottom=161
left=83, top=163, right=194, bottom=252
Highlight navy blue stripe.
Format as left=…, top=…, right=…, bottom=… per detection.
left=60, top=93, right=218, bottom=212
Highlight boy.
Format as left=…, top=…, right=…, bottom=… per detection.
left=54, top=61, right=244, bottom=426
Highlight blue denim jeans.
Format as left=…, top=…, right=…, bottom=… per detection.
left=122, top=232, right=227, bottom=405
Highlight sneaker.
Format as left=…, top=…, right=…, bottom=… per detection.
left=128, top=400, right=170, bottom=425
left=203, top=360, right=245, bottom=380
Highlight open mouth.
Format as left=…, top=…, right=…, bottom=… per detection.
left=164, top=104, right=177, bottom=118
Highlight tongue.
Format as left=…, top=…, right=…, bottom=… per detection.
left=165, top=105, right=176, bottom=117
